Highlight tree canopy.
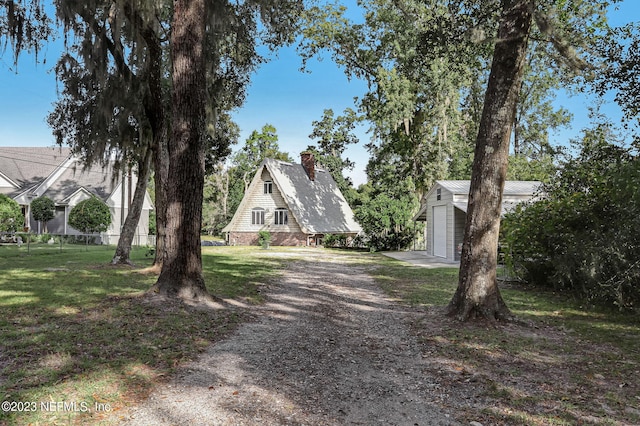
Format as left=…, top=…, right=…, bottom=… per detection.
left=30, top=195, right=55, bottom=233
left=68, top=197, right=111, bottom=234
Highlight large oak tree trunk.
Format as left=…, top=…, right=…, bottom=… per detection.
left=447, top=0, right=533, bottom=321
left=150, top=0, right=215, bottom=303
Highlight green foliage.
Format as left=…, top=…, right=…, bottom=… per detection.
left=596, top=22, right=640, bottom=135
left=0, top=194, right=24, bottom=232
left=148, top=211, right=157, bottom=235
left=68, top=197, right=112, bottom=234
left=502, top=130, right=640, bottom=311
left=306, top=108, right=361, bottom=205
left=257, top=230, right=271, bottom=249
left=0, top=0, right=53, bottom=65
left=323, top=233, right=348, bottom=248
left=30, top=196, right=55, bottom=229
left=506, top=154, right=556, bottom=182
left=354, top=179, right=420, bottom=252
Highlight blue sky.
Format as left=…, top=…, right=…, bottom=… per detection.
left=1, top=1, right=637, bottom=186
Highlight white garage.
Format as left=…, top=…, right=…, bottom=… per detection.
left=414, top=180, right=542, bottom=262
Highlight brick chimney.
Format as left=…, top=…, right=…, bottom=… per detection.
left=301, top=152, right=315, bottom=181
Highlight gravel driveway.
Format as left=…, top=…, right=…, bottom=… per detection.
left=121, top=251, right=460, bottom=425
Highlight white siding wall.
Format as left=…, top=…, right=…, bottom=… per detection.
left=425, top=184, right=455, bottom=259
left=234, top=168, right=302, bottom=233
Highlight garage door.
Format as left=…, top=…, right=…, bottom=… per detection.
left=433, top=206, right=447, bottom=258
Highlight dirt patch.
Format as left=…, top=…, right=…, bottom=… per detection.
left=118, top=251, right=461, bottom=425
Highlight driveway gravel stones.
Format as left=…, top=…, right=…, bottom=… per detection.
left=120, top=251, right=460, bottom=425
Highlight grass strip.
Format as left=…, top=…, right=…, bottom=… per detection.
left=0, top=245, right=284, bottom=425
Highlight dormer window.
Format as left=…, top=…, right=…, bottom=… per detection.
left=264, top=180, right=272, bottom=194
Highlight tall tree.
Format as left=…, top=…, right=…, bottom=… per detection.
left=49, top=0, right=169, bottom=265
left=513, top=46, right=572, bottom=158
left=151, top=0, right=210, bottom=301
left=596, top=21, right=640, bottom=136
left=306, top=108, right=360, bottom=203
left=447, top=0, right=533, bottom=321
left=300, top=1, right=492, bottom=195
left=447, top=0, right=615, bottom=321
left=152, top=1, right=303, bottom=302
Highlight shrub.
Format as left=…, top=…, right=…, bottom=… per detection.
left=257, top=230, right=271, bottom=249
left=0, top=194, right=24, bottom=232
left=323, top=233, right=348, bottom=248
left=354, top=180, right=420, bottom=252
left=68, top=197, right=112, bottom=234
left=502, top=137, right=640, bottom=311
left=31, top=196, right=55, bottom=233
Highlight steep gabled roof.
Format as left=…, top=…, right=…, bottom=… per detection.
left=265, top=159, right=361, bottom=234
left=224, top=158, right=361, bottom=235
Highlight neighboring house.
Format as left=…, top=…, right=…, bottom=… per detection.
left=0, top=146, right=153, bottom=244
left=414, top=180, right=542, bottom=262
left=223, top=153, right=361, bottom=246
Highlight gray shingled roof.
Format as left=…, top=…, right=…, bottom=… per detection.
left=0, top=147, right=116, bottom=202
left=265, top=159, right=361, bottom=234
left=46, top=161, right=117, bottom=203
left=0, top=147, right=71, bottom=197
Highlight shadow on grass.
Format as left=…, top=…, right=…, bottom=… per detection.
left=0, top=246, right=284, bottom=425
left=367, top=255, right=640, bottom=425
left=3, top=248, right=639, bottom=425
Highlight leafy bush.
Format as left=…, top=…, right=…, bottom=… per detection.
left=354, top=179, right=420, bottom=252
left=0, top=194, right=24, bottom=232
left=31, top=196, right=55, bottom=232
left=502, top=136, right=640, bottom=311
left=68, top=197, right=112, bottom=234
left=257, top=230, right=271, bottom=249
left=323, top=233, right=348, bottom=248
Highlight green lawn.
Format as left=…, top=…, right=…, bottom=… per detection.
left=2, top=247, right=639, bottom=425
left=0, top=245, right=284, bottom=425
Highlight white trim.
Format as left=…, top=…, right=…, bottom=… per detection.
left=0, top=170, right=19, bottom=188
left=32, top=155, right=76, bottom=197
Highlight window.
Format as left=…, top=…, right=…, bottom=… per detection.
left=436, top=188, right=442, bottom=201
left=264, top=180, right=272, bottom=194
left=251, top=208, right=265, bottom=225
left=274, top=208, right=288, bottom=225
